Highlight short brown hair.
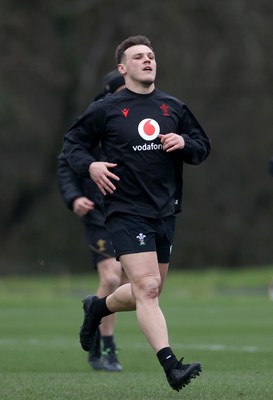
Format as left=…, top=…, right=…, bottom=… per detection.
left=115, top=35, right=153, bottom=64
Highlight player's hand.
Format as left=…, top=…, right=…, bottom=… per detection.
left=158, top=133, right=185, bottom=152
left=73, top=197, right=94, bottom=216
left=89, top=161, right=120, bottom=195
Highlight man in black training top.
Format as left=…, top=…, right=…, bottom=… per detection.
left=57, top=70, right=126, bottom=372
left=63, top=35, right=211, bottom=392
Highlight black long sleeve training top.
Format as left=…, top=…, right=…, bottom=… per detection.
left=63, top=88, right=211, bottom=219
left=56, top=150, right=106, bottom=227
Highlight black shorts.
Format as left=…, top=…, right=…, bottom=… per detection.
left=84, top=222, right=115, bottom=268
left=106, top=213, right=176, bottom=263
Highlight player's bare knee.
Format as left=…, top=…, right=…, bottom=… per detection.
left=147, top=285, right=159, bottom=299
left=141, top=278, right=160, bottom=299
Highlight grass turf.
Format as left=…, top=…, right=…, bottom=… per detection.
left=0, top=267, right=272, bottom=399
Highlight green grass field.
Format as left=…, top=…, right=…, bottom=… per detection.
left=1, top=267, right=273, bottom=400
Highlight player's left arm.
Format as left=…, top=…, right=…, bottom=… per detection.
left=178, top=105, right=211, bottom=165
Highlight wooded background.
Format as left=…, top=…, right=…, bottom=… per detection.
left=1, top=0, right=273, bottom=274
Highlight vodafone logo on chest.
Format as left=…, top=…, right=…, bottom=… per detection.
left=138, top=118, right=160, bottom=141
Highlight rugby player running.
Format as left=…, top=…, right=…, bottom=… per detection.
left=63, top=35, right=211, bottom=392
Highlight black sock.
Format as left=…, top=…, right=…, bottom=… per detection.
left=101, top=335, right=116, bottom=352
left=94, top=296, right=113, bottom=319
left=157, top=347, right=179, bottom=374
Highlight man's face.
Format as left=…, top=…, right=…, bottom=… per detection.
left=120, top=45, right=156, bottom=85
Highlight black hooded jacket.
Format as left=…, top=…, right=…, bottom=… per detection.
left=56, top=147, right=105, bottom=227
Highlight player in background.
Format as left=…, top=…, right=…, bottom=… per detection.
left=57, top=70, right=126, bottom=372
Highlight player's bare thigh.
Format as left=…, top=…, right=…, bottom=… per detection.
left=120, top=252, right=168, bottom=295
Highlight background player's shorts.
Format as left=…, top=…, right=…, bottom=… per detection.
left=84, top=222, right=115, bottom=268
left=106, top=213, right=176, bottom=263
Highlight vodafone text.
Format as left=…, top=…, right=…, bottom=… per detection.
left=132, top=143, right=163, bottom=151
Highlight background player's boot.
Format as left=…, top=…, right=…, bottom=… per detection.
left=101, top=348, right=122, bottom=372
left=88, top=329, right=102, bottom=370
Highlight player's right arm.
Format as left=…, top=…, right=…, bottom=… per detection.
left=63, top=102, right=103, bottom=177
left=89, top=161, right=120, bottom=196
